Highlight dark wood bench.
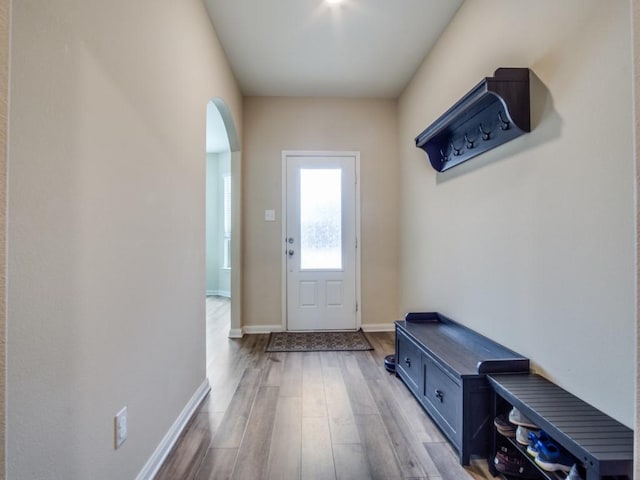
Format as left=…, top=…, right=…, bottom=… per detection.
left=395, top=313, right=529, bottom=464
left=487, top=373, right=633, bottom=480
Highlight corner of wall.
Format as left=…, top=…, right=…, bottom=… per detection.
left=0, top=0, right=9, bottom=475
left=633, top=0, right=640, bottom=476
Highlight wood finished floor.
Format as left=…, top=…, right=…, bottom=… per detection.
left=155, top=297, right=494, bottom=480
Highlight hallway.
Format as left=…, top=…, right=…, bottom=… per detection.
left=155, top=297, right=492, bottom=479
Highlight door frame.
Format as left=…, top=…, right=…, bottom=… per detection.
left=281, top=150, right=362, bottom=332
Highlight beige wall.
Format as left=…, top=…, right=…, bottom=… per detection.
left=2, top=1, right=638, bottom=478
left=398, top=0, right=635, bottom=426
left=634, top=0, right=639, bottom=474
left=242, top=97, right=399, bottom=329
left=0, top=0, right=7, bottom=475
left=7, top=1, right=241, bottom=478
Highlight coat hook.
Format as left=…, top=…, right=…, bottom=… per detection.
left=440, top=147, right=450, bottom=162
left=464, top=133, right=476, bottom=149
left=479, top=123, right=491, bottom=140
left=498, top=111, right=510, bottom=130
left=451, top=141, right=463, bottom=156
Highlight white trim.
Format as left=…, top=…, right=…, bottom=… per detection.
left=135, top=380, right=210, bottom=480
left=242, top=324, right=284, bottom=334
left=206, top=289, right=231, bottom=298
left=281, top=154, right=288, bottom=332
left=361, top=323, right=396, bottom=332
left=354, top=153, right=362, bottom=330
left=281, top=150, right=362, bottom=332
left=228, top=328, right=244, bottom=338
left=230, top=150, right=243, bottom=338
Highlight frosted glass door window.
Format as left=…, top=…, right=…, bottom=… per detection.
left=300, top=169, right=342, bottom=270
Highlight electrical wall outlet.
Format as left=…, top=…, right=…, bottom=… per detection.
left=265, top=209, right=275, bottom=221
left=114, top=406, right=128, bottom=449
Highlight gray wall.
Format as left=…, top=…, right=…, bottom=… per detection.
left=0, top=0, right=8, bottom=474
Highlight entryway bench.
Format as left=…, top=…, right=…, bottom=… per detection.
left=395, top=312, right=529, bottom=464
left=487, top=374, right=633, bottom=480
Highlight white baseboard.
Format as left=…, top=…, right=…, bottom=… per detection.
left=228, top=328, right=243, bottom=338
left=206, top=290, right=231, bottom=298
left=239, top=324, right=391, bottom=334
left=242, top=324, right=284, bottom=334
left=135, top=379, right=211, bottom=480
left=361, top=323, right=395, bottom=332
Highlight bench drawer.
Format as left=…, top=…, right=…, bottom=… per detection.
left=396, top=331, right=422, bottom=394
left=422, top=355, right=462, bottom=446
left=394, top=317, right=529, bottom=465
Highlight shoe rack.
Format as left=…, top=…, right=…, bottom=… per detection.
left=490, top=402, right=569, bottom=480
left=487, top=374, right=633, bottom=480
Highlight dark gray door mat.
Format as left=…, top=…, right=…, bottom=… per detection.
left=265, top=330, right=373, bottom=352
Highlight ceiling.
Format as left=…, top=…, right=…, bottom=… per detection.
left=203, top=0, right=464, bottom=98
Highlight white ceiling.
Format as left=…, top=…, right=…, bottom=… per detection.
left=203, top=0, right=463, bottom=98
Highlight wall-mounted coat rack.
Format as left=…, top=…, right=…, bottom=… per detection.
left=415, top=68, right=530, bottom=172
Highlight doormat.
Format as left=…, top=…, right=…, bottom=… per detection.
left=265, top=330, right=373, bottom=352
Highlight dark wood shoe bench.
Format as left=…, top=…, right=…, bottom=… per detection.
left=487, top=374, right=633, bottom=480
left=394, top=313, right=634, bottom=479
left=394, top=313, right=529, bottom=464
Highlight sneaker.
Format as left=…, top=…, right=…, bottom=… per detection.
left=509, top=407, right=539, bottom=428
left=526, top=430, right=551, bottom=457
left=494, top=414, right=517, bottom=437
left=565, top=464, right=584, bottom=480
left=516, top=425, right=538, bottom=446
left=535, top=441, right=575, bottom=473
left=494, top=450, right=539, bottom=478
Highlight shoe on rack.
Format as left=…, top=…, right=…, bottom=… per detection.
left=534, top=441, right=575, bottom=473
left=494, top=450, right=540, bottom=478
left=565, top=464, right=585, bottom=480
left=516, top=425, right=538, bottom=446
left=509, top=407, right=539, bottom=429
left=494, top=413, right=517, bottom=437
left=526, top=430, right=551, bottom=457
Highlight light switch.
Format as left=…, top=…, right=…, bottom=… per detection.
left=265, top=209, right=276, bottom=221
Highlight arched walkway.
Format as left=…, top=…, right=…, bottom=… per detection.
left=206, top=98, right=242, bottom=338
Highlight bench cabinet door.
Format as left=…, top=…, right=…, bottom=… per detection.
left=422, top=354, right=463, bottom=448
left=396, top=331, right=422, bottom=395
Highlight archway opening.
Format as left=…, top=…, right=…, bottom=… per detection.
left=205, top=98, right=242, bottom=384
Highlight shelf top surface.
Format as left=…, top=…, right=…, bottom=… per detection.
left=395, top=319, right=528, bottom=377
left=488, top=373, right=633, bottom=464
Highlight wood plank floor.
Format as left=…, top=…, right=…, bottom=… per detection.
left=155, top=297, right=494, bottom=480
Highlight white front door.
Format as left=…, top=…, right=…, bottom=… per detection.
left=284, top=152, right=359, bottom=331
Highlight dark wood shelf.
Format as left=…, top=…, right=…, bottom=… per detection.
left=398, top=313, right=529, bottom=378
left=395, top=313, right=529, bottom=465
left=487, top=374, right=633, bottom=480
left=415, top=67, right=530, bottom=172
left=498, top=435, right=565, bottom=480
